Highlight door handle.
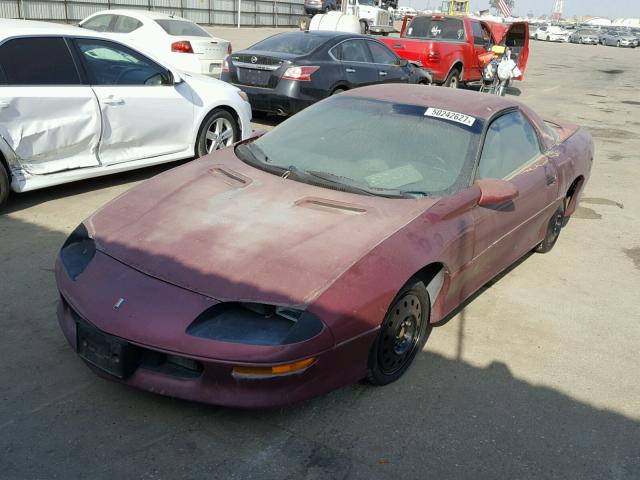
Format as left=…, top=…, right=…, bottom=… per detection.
left=102, top=97, right=124, bottom=106
left=379, top=71, right=388, bottom=76
left=345, top=68, right=356, bottom=73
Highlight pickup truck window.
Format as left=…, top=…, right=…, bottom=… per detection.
left=470, top=21, right=484, bottom=45
left=405, top=16, right=466, bottom=41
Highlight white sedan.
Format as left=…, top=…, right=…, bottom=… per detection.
left=0, top=19, right=252, bottom=206
left=534, top=25, right=570, bottom=42
left=80, top=10, right=231, bottom=77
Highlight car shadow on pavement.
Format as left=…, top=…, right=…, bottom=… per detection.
left=0, top=161, right=187, bottom=215
left=0, top=214, right=638, bottom=480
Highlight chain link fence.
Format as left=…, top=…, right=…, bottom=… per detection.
left=0, top=0, right=305, bottom=27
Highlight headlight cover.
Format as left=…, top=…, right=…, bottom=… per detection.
left=186, top=302, right=324, bottom=346
left=60, top=223, right=96, bottom=280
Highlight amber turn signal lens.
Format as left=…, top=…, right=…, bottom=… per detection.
left=232, top=357, right=316, bottom=377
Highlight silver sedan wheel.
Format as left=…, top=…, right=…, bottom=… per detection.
left=206, top=117, right=235, bottom=152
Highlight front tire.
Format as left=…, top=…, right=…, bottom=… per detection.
left=0, top=161, right=10, bottom=208
left=195, top=109, right=239, bottom=158
left=535, top=200, right=566, bottom=253
left=444, top=68, right=460, bottom=88
left=367, top=279, right=432, bottom=385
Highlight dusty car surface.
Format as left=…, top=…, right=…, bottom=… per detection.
left=56, top=85, right=593, bottom=408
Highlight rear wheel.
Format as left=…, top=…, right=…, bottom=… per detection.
left=546, top=35, right=551, bottom=41
left=0, top=160, right=9, bottom=208
left=331, top=87, right=346, bottom=95
left=367, top=279, right=432, bottom=385
left=360, top=20, right=369, bottom=34
left=195, top=109, right=239, bottom=158
left=444, top=68, right=460, bottom=88
left=535, top=200, right=566, bottom=253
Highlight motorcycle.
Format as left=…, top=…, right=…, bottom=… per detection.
left=478, top=46, right=522, bottom=96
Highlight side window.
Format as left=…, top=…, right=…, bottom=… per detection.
left=478, top=112, right=541, bottom=180
left=332, top=40, right=371, bottom=63
left=0, top=37, right=80, bottom=85
left=470, top=21, right=485, bottom=45
left=74, top=38, right=169, bottom=86
left=367, top=41, right=398, bottom=65
left=81, top=14, right=115, bottom=32
left=113, top=16, right=143, bottom=34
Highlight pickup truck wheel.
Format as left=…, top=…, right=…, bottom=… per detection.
left=0, top=161, right=10, bottom=208
left=444, top=69, right=460, bottom=88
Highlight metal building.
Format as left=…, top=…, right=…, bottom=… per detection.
left=0, top=0, right=305, bottom=27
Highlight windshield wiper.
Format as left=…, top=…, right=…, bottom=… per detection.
left=235, top=143, right=288, bottom=175
left=304, top=170, right=416, bottom=198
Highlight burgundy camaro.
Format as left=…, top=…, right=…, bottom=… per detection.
left=56, top=85, right=593, bottom=408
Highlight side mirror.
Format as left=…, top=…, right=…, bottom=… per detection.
left=397, top=58, right=409, bottom=67
left=475, top=178, right=519, bottom=206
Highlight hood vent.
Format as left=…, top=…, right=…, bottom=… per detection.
left=209, top=166, right=252, bottom=187
left=295, top=197, right=368, bottom=215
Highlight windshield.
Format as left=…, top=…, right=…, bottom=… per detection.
left=236, top=96, right=481, bottom=197
left=405, top=16, right=466, bottom=41
left=249, top=32, right=327, bottom=55
left=155, top=19, right=210, bottom=37
left=358, top=0, right=377, bottom=6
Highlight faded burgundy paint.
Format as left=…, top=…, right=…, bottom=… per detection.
left=56, top=86, right=593, bottom=407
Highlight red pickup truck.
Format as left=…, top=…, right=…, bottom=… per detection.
left=380, top=14, right=529, bottom=87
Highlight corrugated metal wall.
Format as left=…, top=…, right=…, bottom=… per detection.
left=0, top=0, right=305, bottom=26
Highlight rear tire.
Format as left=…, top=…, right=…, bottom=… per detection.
left=195, top=109, right=239, bottom=158
left=444, top=68, right=460, bottom=88
left=367, top=279, right=432, bottom=385
left=0, top=160, right=9, bottom=208
left=360, top=20, right=369, bottom=34
left=535, top=200, right=566, bottom=253
left=331, top=87, right=346, bottom=95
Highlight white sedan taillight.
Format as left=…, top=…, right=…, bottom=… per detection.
left=171, top=41, right=194, bottom=53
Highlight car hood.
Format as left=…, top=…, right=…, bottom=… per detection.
left=86, top=149, right=434, bottom=306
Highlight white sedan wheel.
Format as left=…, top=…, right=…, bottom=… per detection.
left=206, top=117, right=235, bottom=153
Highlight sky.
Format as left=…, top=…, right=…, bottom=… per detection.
left=402, top=0, right=640, bottom=19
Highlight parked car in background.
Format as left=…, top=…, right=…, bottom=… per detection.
left=304, top=0, right=338, bottom=15
left=380, top=14, right=529, bottom=87
left=221, top=31, right=431, bottom=116
left=80, top=10, right=231, bottom=77
left=599, top=30, right=638, bottom=48
left=568, top=29, right=599, bottom=44
left=534, top=25, right=570, bottom=42
left=0, top=19, right=252, bottom=207
left=55, top=85, right=593, bottom=408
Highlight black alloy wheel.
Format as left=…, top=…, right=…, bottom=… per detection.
left=367, top=279, right=432, bottom=385
left=535, top=200, right=566, bottom=253
left=0, top=160, right=10, bottom=208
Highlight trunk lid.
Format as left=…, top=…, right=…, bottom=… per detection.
left=229, top=50, right=298, bottom=89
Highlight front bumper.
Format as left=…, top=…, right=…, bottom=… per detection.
left=55, top=252, right=374, bottom=408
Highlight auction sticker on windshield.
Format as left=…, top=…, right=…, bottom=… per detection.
left=425, top=107, right=476, bottom=127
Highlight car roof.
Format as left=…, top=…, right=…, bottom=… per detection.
left=271, top=30, right=369, bottom=41
left=85, top=9, right=192, bottom=22
left=343, top=84, right=521, bottom=122
left=0, top=18, right=105, bottom=39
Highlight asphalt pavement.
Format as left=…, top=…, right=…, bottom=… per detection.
left=1, top=30, right=639, bottom=479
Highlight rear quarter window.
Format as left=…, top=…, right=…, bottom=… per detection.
left=405, top=16, right=466, bottom=41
